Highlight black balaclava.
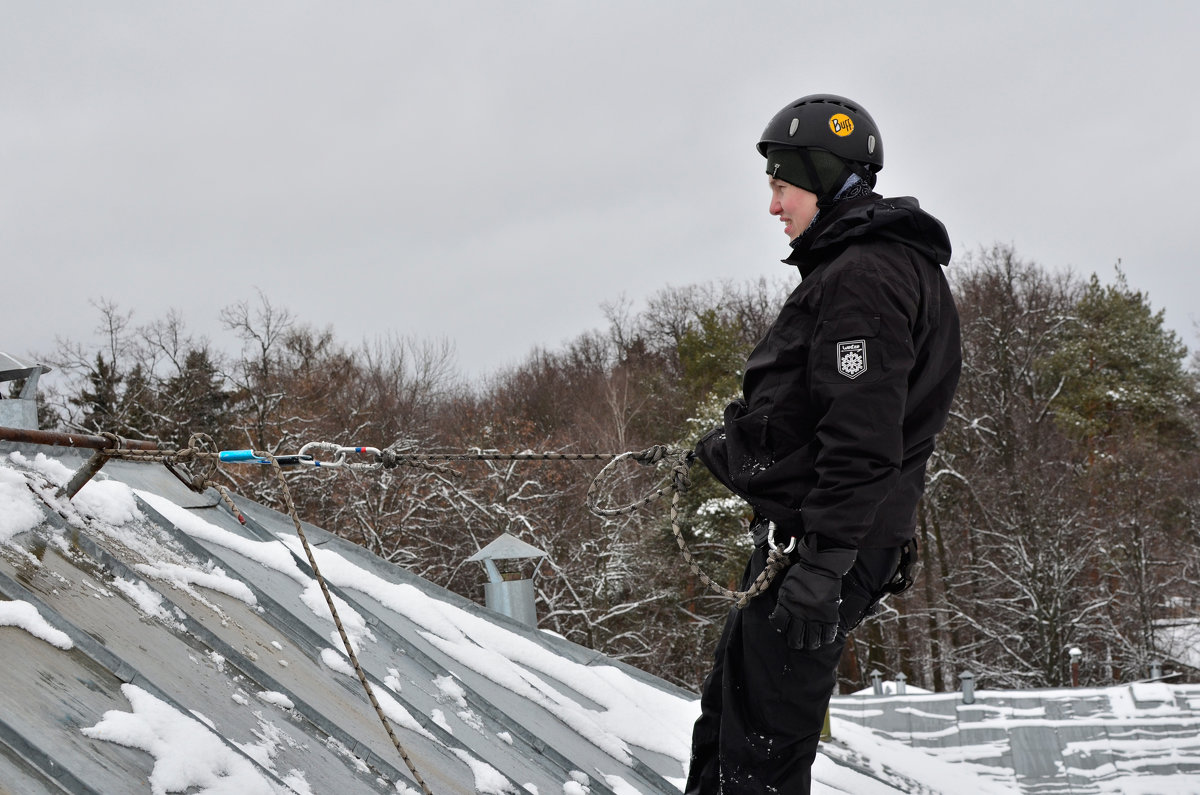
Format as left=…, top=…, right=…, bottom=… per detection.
left=765, top=146, right=875, bottom=208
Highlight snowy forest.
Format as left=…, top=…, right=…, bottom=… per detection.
left=18, top=244, right=1200, bottom=694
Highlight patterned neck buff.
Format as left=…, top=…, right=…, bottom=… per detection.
left=833, top=173, right=872, bottom=201
left=796, top=173, right=872, bottom=240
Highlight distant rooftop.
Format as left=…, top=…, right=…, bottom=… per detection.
left=833, top=681, right=1200, bottom=793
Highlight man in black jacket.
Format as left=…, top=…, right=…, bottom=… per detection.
left=685, top=94, right=962, bottom=793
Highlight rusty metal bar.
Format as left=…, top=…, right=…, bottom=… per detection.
left=0, top=425, right=160, bottom=500
left=59, top=449, right=114, bottom=499
left=0, top=425, right=158, bottom=452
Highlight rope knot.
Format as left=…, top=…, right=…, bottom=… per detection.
left=628, top=445, right=693, bottom=494
left=631, top=444, right=670, bottom=465
left=180, top=432, right=220, bottom=489
left=379, top=443, right=460, bottom=476
left=671, top=451, right=695, bottom=495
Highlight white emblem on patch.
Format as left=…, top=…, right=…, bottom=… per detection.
left=836, top=339, right=868, bottom=379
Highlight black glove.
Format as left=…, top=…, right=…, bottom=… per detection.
left=769, top=535, right=857, bottom=650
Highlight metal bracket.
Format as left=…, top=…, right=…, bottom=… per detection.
left=57, top=447, right=114, bottom=499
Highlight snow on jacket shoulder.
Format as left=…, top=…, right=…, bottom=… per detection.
left=696, top=194, right=962, bottom=549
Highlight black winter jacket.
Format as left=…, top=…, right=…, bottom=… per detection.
left=696, top=194, right=961, bottom=550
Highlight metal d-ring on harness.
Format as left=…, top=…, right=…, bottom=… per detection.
left=767, top=521, right=797, bottom=554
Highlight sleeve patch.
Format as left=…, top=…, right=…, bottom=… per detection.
left=836, top=339, right=868, bottom=379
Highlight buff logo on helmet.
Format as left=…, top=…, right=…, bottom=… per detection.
left=836, top=339, right=868, bottom=379
left=829, top=113, right=854, bottom=137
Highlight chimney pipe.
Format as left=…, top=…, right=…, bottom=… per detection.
left=466, top=533, right=548, bottom=628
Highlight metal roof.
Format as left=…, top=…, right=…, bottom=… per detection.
left=0, top=351, right=50, bottom=380
left=0, top=440, right=696, bottom=794
left=830, top=680, right=1200, bottom=793
left=6, top=436, right=1198, bottom=794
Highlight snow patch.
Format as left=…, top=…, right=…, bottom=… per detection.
left=0, top=599, right=73, bottom=649
left=449, top=747, right=512, bottom=794
left=134, top=561, right=257, bottom=606
left=257, top=691, right=295, bottom=710
left=136, top=490, right=305, bottom=580
left=82, top=683, right=284, bottom=794
left=111, top=577, right=183, bottom=626
left=0, top=464, right=44, bottom=543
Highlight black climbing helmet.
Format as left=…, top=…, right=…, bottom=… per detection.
left=757, top=93, right=884, bottom=174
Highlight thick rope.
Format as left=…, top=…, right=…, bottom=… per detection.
left=255, top=454, right=432, bottom=795
left=99, top=436, right=433, bottom=795
left=581, top=449, right=788, bottom=609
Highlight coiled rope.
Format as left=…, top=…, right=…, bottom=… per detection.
left=380, top=442, right=789, bottom=609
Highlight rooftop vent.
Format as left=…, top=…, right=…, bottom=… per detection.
left=466, top=533, right=548, bottom=628
left=0, top=352, right=51, bottom=431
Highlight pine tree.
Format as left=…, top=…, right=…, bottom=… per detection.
left=162, top=347, right=230, bottom=446
left=1040, top=266, right=1200, bottom=681
left=119, top=363, right=160, bottom=440
left=72, top=353, right=123, bottom=434
left=1043, top=267, right=1194, bottom=448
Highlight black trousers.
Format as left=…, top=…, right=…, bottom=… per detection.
left=684, top=543, right=902, bottom=794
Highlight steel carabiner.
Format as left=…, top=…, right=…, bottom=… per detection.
left=766, top=521, right=797, bottom=554
left=297, top=442, right=382, bottom=468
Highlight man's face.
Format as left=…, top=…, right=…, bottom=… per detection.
left=768, top=177, right=819, bottom=241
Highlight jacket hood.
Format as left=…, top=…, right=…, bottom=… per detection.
left=784, top=194, right=952, bottom=272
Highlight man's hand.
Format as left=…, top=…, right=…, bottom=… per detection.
left=769, top=536, right=857, bottom=650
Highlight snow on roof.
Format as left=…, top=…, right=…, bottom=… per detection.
left=832, top=680, right=1200, bottom=793
left=3, top=438, right=1198, bottom=794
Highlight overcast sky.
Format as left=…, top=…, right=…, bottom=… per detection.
left=4, top=2, right=1198, bottom=386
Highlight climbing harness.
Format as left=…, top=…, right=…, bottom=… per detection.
left=55, top=432, right=790, bottom=794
